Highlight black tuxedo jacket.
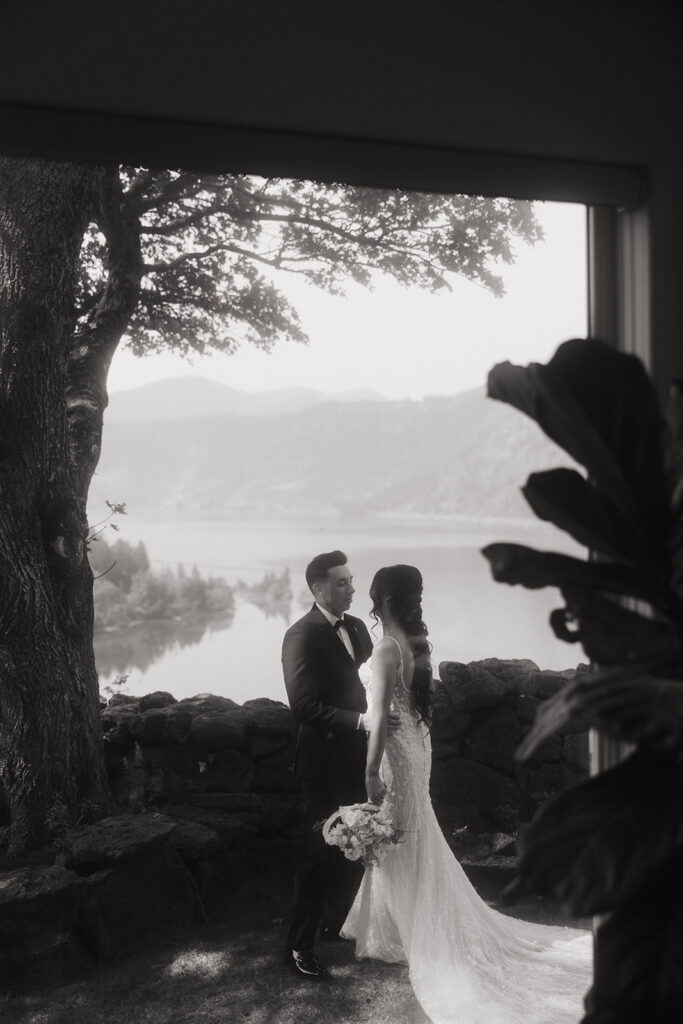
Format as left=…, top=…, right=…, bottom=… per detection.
left=282, top=604, right=373, bottom=780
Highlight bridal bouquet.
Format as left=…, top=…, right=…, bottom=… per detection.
left=319, top=802, right=404, bottom=867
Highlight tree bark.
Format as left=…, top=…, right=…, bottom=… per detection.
left=0, top=159, right=111, bottom=853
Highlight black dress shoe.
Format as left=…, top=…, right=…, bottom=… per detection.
left=289, top=949, right=327, bottom=979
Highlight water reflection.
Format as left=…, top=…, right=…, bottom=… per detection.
left=94, top=614, right=233, bottom=678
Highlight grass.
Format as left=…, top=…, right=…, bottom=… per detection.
left=3, top=872, right=589, bottom=1024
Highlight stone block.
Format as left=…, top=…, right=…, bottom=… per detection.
left=525, top=732, right=563, bottom=762
left=516, top=762, right=581, bottom=814
left=162, top=805, right=260, bottom=847
left=57, top=813, right=178, bottom=875
left=139, top=690, right=177, bottom=711
left=438, top=661, right=512, bottom=712
left=0, top=864, right=85, bottom=942
left=430, top=685, right=473, bottom=740
left=248, top=701, right=296, bottom=759
left=106, top=695, right=140, bottom=708
left=516, top=693, right=541, bottom=722
left=0, top=925, right=94, bottom=991
left=101, top=704, right=139, bottom=750
left=79, top=843, right=197, bottom=960
left=252, top=748, right=299, bottom=792
left=165, top=818, right=226, bottom=863
left=128, top=708, right=167, bottom=743
left=196, top=749, right=255, bottom=793
left=431, top=737, right=463, bottom=761
left=430, top=755, right=524, bottom=834
left=178, top=694, right=239, bottom=712
left=159, top=704, right=195, bottom=744
left=462, top=705, right=523, bottom=776
left=191, top=792, right=263, bottom=811
left=190, top=710, right=254, bottom=751
left=563, top=732, right=590, bottom=772
left=521, top=670, right=571, bottom=700
left=258, top=794, right=304, bottom=834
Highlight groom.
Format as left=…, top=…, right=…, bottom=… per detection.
left=282, top=550, right=375, bottom=979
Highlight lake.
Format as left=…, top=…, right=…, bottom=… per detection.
left=94, top=515, right=584, bottom=704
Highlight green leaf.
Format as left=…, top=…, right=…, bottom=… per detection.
left=481, top=543, right=670, bottom=610
left=516, top=666, right=683, bottom=760
left=488, top=339, right=669, bottom=547
left=583, top=851, right=683, bottom=1022
left=552, top=588, right=681, bottom=666
left=505, top=751, right=683, bottom=917
left=522, top=468, right=652, bottom=564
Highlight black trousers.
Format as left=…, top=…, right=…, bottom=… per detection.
left=285, top=773, right=366, bottom=954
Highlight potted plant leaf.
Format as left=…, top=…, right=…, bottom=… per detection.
left=482, top=338, right=683, bottom=1024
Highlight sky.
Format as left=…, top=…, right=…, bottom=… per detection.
left=107, top=200, right=587, bottom=400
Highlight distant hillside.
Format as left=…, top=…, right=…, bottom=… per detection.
left=90, top=384, right=574, bottom=521
left=106, top=377, right=386, bottom=422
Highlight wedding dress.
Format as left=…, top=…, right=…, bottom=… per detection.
left=341, top=638, right=592, bottom=1024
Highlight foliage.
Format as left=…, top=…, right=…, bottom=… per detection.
left=77, top=171, right=541, bottom=361
left=89, top=536, right=234, bottom=628
left=482, top=338, right=683, bottom=1021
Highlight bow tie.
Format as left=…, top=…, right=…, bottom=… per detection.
left=333, top=618, right=345, bottom=632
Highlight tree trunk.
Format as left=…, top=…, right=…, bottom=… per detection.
left=0, top=159, right=111, bottom=853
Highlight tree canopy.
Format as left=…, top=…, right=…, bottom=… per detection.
left=78, top=169, right=542, bottom=361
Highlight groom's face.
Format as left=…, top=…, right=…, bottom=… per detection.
left=316, top=564, right=355, bottom=618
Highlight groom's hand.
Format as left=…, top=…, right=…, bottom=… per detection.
left=360, top=711, right=400, bottom=734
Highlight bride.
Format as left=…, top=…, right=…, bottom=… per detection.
left=341, top=564, right=592, bottom=1024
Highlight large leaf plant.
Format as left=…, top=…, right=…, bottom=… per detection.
left=482, top=338, right=683, bottom=1024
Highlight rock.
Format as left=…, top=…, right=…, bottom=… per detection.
left=190, top=710, right=254, bottom=751
left=526, top=731, right=563, bottom=762
left=258, top=794, right=304, bottom=834
left=190, top=792, right=263, bottom=811
left=249, top=703, right=296, bottom=758
left=563, top=732, right=590, bottom=771
left=516, top=762, right=581, bottom=813
left=252, top=748, right=299, bottom=791
left=57, top=813, right=178, bottom=875
left=243, top=698, right=288, bottom=710
left=179, top=694, right=240, bottom=712
left=139, top=691, right=177, bottom=711
left=0, top=864, right=85, bottom=942
left=101, top=705, right=139, bottom=750
left=430, top=685, right=473, bottom=739
left=516, top=693, right=541, bottom=722
left=521, top=670, right=571, bottom=700
left=438, top=662, right=512, bottom=711
left=162, top=805, right=260, bottom=847
left=128, top=708, right=168, bottom=743
left=105, top=694, right=140, bottom=708
left=0, top=926, right=94, bottom=991
left=165, top=819, right=226, bottom=862
left=461, top=705, right=523, bottom=776
left=195, top=749, right=255, bottom=793
left=79, top=843, right=197, bottom=960
left=159, top=704, right=195, bottom=743
left=430, top=755, right=525, bottom=834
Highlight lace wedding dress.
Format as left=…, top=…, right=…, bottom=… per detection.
left=341, top=638, right=592, bottom=1024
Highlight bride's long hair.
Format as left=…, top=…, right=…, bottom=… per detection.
left=369, top=564, right=433, bottom=727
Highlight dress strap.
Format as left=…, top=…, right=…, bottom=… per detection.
left=378, top=634, right=408, bottom=691
left=379, top=634, right=403, bottom=662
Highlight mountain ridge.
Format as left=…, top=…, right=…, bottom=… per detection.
left=91, top=381, right=572, bottom=521
left=106, top=376, right=388, bottom=422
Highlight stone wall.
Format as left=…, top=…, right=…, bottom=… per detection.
left=102, top=657, right=588, bottom=862
left=0, top=658, right=587, bottom=989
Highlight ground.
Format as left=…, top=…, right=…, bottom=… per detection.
left=3, top=870, right=590, bottom=1024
